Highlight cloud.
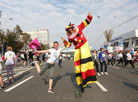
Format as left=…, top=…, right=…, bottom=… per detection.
left=0, top=0, right=138, bottom=49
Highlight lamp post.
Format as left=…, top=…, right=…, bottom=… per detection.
left=0, top=11, right=13, bottom=56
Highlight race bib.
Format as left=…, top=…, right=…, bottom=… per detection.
left=102, top=54, right=105, bottom=57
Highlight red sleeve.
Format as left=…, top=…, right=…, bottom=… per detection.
left=78, top=14, right=93, bottom=30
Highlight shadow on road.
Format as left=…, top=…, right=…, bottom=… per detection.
left=123, top=81, right=138, bottom=91
left=128, top=70, right=138, bottom=75
left=4, top=71, right=30, bottom=88
left=52, top=72, right=91, bottom=89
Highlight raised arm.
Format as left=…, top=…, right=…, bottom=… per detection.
left=36, top=50, right=48, bottom=53
left=78, top=12, right=93, bottom=30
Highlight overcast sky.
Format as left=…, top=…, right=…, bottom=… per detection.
left=0, top=0, right=138, bottom=50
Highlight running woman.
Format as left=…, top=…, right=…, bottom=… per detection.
left=34, top=41, right=66, bottom=94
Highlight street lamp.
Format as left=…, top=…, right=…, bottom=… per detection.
left=1, top=18, right=13, bottom=56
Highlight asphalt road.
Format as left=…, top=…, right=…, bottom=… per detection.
left=0, top=60, right=138, bottom=102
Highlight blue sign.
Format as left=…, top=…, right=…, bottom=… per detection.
left=120, top=41, right=124, bottom=45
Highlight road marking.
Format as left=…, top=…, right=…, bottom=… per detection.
left=96, top=81, right=108, bottom=92
left=3, top=67, right=34, bottom=81
left=4, top=76, right=34, bottom=92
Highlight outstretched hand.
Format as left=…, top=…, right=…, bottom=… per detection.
left=88, top=12, right=92, bottom=16
left=61, top=37, right=65, bottom=41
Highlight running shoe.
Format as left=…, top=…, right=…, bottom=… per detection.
left=6, top=80, right=10, bottom=84
left=101, top=72, right=104, bottom=75
left=0, top=86, right=4, bottom=89
left=97, top=73, right=101, bottom=76
left=48, top=89, right=55, bottom=94
left=105, top=72, right=109, bottom=75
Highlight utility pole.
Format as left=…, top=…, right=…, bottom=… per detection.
left=0, top=11, right=13, bottom=56
left=0, top=11, right=2, bottom=56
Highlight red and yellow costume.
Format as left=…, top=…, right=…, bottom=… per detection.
left=64, top=14, right=97, bottom=87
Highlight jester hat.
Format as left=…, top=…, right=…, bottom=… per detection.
left=65, top=22, right=74, bottom=31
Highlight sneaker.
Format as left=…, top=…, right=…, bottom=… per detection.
left=11, top=80, right=14, bottom=83
left=101, top=72, right=104, bottom=75
left=48, top=89, right=55, bottom=94
left=105, top=72, right=109, bottom=75
left=31, top=61, right=38, bottom=66
left=97, top=73, right=101, bottom=76
left=0, top=86, right=4, bottom=89
left=6, top=80, right=10, bottom=84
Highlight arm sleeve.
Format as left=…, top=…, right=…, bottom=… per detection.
left=63, top=39, right=72, bottom=48
left=48, top=49, right=52, bottom=53
left=99, top=52, right=102, bottom=60
left=78, top=14, right=93, bottom=30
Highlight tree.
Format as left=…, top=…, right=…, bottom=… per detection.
left=14, top=25, right=23, bottom=38
left=22, top=33, right=32, bottom=51
left=4, top=31, right=24, bottom=53
left=0, top=31, right=4, bottom=44
left=40, top=43, right=46, bottom=50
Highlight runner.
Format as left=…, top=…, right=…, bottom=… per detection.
left=4, top=46, right=16, bottom=83
left=61, top=12, right=97, bottom=97
left=34, top=41, right=66, bottom=94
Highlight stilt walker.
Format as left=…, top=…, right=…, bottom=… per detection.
left=61, top=12, right=97, bottom=97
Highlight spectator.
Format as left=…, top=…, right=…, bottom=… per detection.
left=107, top=53, right=113, bottom=66
left=23, top=52, right=28, bottom=67
left=117, top=51, right=124, bottom=66
left=123, top=51, right=127, bottom=66
left=92, top=50, right=101, bottom=76
left=59, top=54, right=63, bottom=68
left=42, top=53, right=46, bottom=63
left=124, top=50, right=135, bottom=68
left=112, top=53, right=116, bottom=66
left=99, top=48, right=108, bottom=75
left=28, top=51, right=34, bottom=64
left=4, top=46, right=16, bottom=83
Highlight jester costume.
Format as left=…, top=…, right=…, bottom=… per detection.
left=64, top=13, right=97, bottom=88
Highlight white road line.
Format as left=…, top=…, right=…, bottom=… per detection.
left=3, top=67, right=34, bottom=81
left=96, top=81, right=108, bottom=92
left=4, top=76, right=34, bottom=92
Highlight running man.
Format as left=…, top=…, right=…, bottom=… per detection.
left=34, top=41, right=66, bottom=94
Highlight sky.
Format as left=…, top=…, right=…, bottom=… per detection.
left=0, top=0, right=138, bottom=50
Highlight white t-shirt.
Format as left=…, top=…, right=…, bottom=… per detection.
left=127, top=53, right=132, bottom=60
left=118, top=53, right=123, bottom=58
left=47, top=48, right=62, bottom=63
left=5, top=51, right=16, bottom=65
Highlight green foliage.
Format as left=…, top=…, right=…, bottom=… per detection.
left=40, top=43, right=46, bottom=50
left=1, top=25, right=31, bottom=53
left=5, top=31, right=24, bottom=53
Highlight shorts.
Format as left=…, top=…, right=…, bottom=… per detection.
left=39, top=62, right=55, bottom=79
left=0, top=63, right=2, bottom=74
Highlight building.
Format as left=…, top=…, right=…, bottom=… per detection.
left=27, top=29, right=49, bottom=45
left=110, top=29, right=138, bottom=51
